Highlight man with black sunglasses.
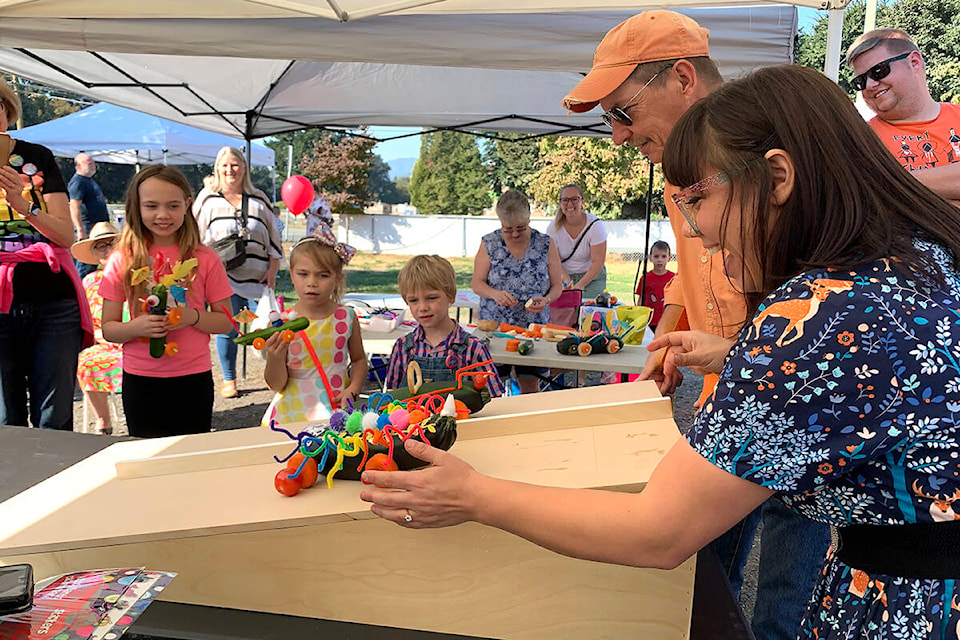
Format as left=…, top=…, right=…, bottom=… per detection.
left=847, top=29, right=960, bottom=205
left=561, top=11, right=830, bottom=640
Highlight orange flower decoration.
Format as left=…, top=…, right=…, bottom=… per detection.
left=818, top=462, right=833, bottom=474
left=838, top=331, right=855, bottom=346
left=781, top=361, right=797, bottom=375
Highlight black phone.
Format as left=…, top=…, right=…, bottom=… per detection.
left=0, top=564, right=33, bottom=616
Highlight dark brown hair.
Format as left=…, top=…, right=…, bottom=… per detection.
left=662, top=64, right=960, bottom=315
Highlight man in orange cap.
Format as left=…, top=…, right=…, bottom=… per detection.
left=562, top=11, right=830, bottom=640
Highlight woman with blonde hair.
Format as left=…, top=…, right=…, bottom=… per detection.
left=195, top=146, right=282, bottom=398
left=546, top=184, right=608, bottom=301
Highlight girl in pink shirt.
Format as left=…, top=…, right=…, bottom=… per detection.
left=100, top=166, right=233, bottom=438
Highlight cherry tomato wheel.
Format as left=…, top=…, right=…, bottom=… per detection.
left=164, top=341, right=179, bottom=357
left=252, top=337, right=267, bottom=350
left=274, top=468, right=302, bottom=496
left=286, top=452, right=319, bottom=488
left=607, top=340, right=621, bottom=354
left=577, top=342, right=592, bottom=356
left=168, top=307, right=182, bottom=325
left=366, top=453, right=399, bottom=472
left=280, top=329, right=295, bottom=342
left=473, top=374, right=488, bottom=389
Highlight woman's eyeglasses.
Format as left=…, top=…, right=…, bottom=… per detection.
left=671, top=171, right=732, bottom=235
left=501, top=223, right=530, bottom=236
left=559, top=197, right=582, bottom=204
left=851, top=52, right=911, bottom=91
left=600, top=64, right=673, bottom=129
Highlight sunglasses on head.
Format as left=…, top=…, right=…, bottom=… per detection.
left=851, top=52, right=911, bottom=91
left=600, top=64, right=673, bottom=129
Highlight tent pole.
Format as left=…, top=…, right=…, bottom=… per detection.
left=864, top=0, right=878, bottom=31
left=823, top=8, right=845, bottom=82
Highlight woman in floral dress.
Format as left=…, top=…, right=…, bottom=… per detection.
left=361, top=66, right=960, bottom=640
left=71, top=222, right=123, bottom=434
left=472, top=189, right=563, bottom=393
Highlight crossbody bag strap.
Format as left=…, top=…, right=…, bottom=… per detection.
left=560, top=218, right=599, bottom=263
left=239, top=193, right=249, bottom=237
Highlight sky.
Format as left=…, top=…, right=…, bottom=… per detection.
left=372, top=8, right=823, bottom=163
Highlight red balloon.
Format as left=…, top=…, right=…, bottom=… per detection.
left=281, top=175, right=315, bottom=215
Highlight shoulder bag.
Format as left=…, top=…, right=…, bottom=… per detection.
left=210, top=193, right=249, bottom=271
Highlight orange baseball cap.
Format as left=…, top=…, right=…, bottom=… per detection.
left=562, top=10, right=710, bottom=113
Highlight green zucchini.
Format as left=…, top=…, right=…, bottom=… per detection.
left=233, top=316, right=309, bottom=345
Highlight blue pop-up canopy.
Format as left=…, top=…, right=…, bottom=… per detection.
left=13, top=102, right=275, bottom=167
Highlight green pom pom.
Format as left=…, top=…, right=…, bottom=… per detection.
left=345, top=411, right=364, bottom=435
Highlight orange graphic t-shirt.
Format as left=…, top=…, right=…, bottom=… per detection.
left=868, top=102, right=960, bottom=172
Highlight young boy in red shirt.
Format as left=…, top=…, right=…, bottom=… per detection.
left=636, top=241, right=675, bottom=333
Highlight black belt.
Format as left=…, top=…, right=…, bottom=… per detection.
left=836, top=520, right=960, bottom=579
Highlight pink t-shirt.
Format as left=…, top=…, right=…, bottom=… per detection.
left=100, top=244, right=233, bottom=378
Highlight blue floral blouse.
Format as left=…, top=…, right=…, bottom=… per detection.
left=688, top=241, right=960, bottom=639
left=479, top=228, right=551, bottom=326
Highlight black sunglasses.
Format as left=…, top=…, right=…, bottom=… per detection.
left=851, top=52, right=911, bottom=91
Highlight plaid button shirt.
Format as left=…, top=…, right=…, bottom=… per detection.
left=384, top=324, right=505, bottom=397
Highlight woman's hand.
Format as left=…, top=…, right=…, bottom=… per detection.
left=493, top=290, right=518, bottom=307
left=360, top=439, right=481, bottom=529
left=525, top=296, right=549, bottom=312
left=128, top=313, right=169, bottom=339
left=0, top=167, right=29, bottom=216
left=647, top=331, right=735, bottom=378
left=261, top=257, right=280, bottom=289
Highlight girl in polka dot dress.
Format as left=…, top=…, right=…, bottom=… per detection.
left=262, top=224, right=367, bottom=426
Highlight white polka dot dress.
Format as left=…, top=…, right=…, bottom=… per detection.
left=262, top=305, right=354, bottom=426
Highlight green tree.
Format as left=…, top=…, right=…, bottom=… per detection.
left=299, top=131, right=377, bottom=215
left=483, top=134, right=541, bottom=193
left=409, top=131, right=490, bottom=215
left=264, top=129, right=331, bottom=177
left=367, top=154, right=408, bottom=204
left=797, top=0, right=960, bottom=102
left=527, top=136, right=654, bottom=219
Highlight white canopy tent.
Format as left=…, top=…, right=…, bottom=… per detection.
left=0, top=0, right=845, bottom=20
left=0, top=7, right=800, bottom=141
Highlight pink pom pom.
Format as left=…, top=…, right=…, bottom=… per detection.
left=389, top=409, right=410, bottom=429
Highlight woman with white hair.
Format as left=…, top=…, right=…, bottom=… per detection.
left=472, top=189, right=563, bottom=393
left=195, top=146, right=282, bottom=399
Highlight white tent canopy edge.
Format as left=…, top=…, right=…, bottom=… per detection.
left=0, top=7, right=798, bottom=141
left=0, top=0, right=848, bottom=21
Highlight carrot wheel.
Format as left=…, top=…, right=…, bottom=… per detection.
left=280, top=329, right=295, bottom=342
left=252, top=337, right=267, bottom=350
left=168, top=307, right=183, bottom=326
left=164, top=341, right=179, bottom=357
left=607, top=340, right=620, bottom=354
left=577, top=342, right=592, bottom=357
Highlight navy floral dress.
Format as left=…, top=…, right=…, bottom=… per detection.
left=479, top=228, right=551, bottom=326
left=688, top=241, right=960, bottom=639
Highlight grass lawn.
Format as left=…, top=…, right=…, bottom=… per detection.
left=279, top=250, right=675, bottom=306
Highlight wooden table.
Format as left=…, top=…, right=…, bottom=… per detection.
left=362, top=327, right=649, bottom=376
left=0, top=383, right=698, bottom=640
left=0, top=412, right=754, bottom=640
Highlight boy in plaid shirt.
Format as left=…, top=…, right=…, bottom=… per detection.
left=385, top=255, right=504, bottom=396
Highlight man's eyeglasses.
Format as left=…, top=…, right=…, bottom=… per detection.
left=670, top=171, right=733, bottom=236
left=559, top=197, right=582, bottom=204
left=851, top=52, right=911, bottom=91
left=92, top=239, right=116, bottom=252
left=601, top=64, right=673, bottom=129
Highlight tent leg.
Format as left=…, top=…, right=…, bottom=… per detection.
left=823, top=8, right=845, bottom=81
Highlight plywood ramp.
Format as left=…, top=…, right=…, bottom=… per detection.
left=0, top=380, right=693, bottom=639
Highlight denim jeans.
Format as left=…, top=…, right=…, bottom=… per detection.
left=712, top=496, right=831, bottom=640
left=0, top=297, right=83, bottom=429
left=216, top=293, right=257, bottom=382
